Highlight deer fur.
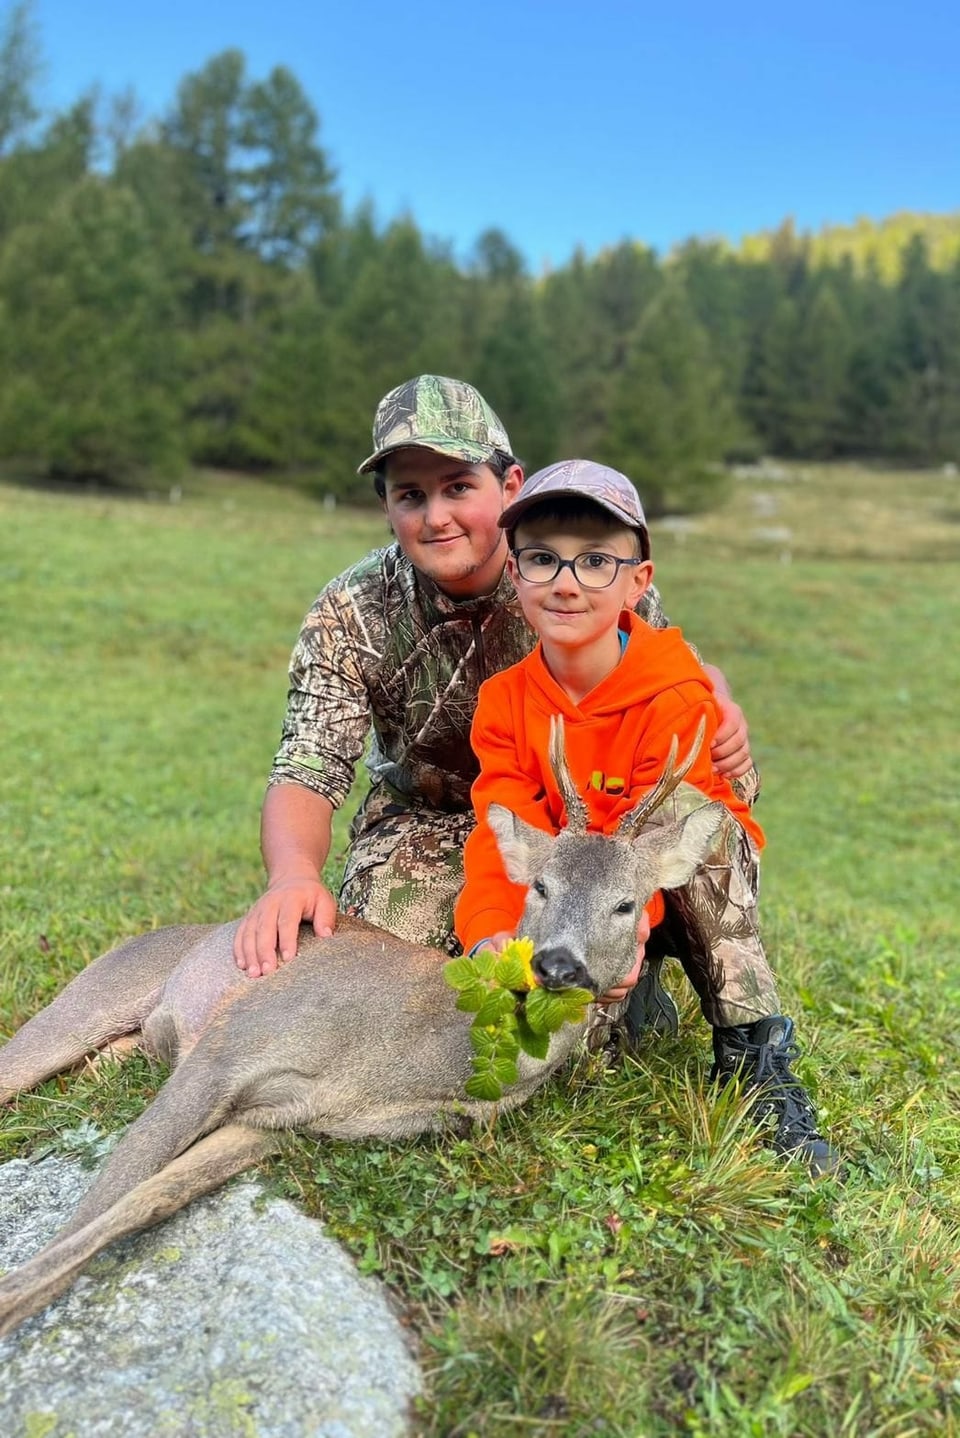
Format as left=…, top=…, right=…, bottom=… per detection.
left=0, top=724, right=724, bottom=1338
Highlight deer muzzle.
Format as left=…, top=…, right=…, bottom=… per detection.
left=532, top=947, right=597, bottom=994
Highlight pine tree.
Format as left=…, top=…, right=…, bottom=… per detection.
left=0, top=0, right=39, bottom=154
left=886, top=235, right=960, bottom=461
left=540, top=242, right=660, bottom=457
left=0, top=96, right=94, bottom=239
left=598, top=283, right=737, bottom=515
left=326, top=213, right=470, bottom=473
left=237, top=65, right=340, bottom=264
left=0, top=176, right=183, bottom=479
left=467, top=229, right=560, bottom=470
left=156, top=51, right=341, bottom=468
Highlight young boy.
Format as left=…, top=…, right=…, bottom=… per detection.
left=454, top=458, right=837, bottom=1175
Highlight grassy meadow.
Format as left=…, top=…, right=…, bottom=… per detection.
left=1, top=462, right=959, bottom=1436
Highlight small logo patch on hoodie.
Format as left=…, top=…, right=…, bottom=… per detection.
left=587, top=771, right=626, bottom=796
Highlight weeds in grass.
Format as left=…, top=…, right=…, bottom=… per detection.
left=420, top=1289, right=645, bottom=1437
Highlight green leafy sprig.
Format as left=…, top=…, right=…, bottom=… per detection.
left=443, top=937, right=593, bottom=1101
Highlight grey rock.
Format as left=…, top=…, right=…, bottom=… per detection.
left=0, top=1152, right=421, bottom=1437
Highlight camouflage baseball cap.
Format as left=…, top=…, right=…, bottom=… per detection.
left=357, top=374, right=513, bottom=474
left=499, top=459, right=650, bottom=558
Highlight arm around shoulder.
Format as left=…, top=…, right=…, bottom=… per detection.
left=638, top=580, right=753, bottom=779
left=701, top=663, right=752, bottom=779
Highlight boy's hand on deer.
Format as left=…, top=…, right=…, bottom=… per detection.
left=596, top=909, right=651, bottom=1005
left=233, top=877, right=337, bottom=977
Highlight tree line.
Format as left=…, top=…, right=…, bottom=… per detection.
left=1, top=3, right=959, bottom=512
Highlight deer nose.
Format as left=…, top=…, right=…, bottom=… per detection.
left=532, top=947, right=596, bottom=993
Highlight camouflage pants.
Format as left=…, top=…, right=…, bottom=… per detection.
left=339, top=771, right=779, bottom=1028
left=636, top=782, right=780, bottom=1029
left=340, top=786, right=471, bottom=956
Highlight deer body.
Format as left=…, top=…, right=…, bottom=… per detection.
left=0, top=726, right=724, bottom=1338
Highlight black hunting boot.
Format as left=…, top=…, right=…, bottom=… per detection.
left=588, top=949, right=679, bottom=1061
left=624, top=953, right=680, bottom=1041
left=711, top=1016, right=839, bottom=1177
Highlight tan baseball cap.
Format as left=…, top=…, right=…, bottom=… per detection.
left=499, top=458, right=650, bottom=558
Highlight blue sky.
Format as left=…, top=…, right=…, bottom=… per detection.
left=31, top=0, right=959, bottom=271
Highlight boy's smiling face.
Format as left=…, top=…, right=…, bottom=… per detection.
left=507, top=512, right=654, bottom=662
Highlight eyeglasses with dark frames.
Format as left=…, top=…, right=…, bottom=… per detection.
left=510, top=546, right=645, bottom=590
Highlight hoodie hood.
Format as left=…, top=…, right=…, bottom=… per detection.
left=522, top=610, right=711, bottom=719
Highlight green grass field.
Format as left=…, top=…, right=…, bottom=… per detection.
left=2, top=463, right=958, bottom=1436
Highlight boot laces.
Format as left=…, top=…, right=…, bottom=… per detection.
left=720, top=1023, right=824, bottom=1148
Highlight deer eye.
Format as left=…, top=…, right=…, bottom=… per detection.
left=532, top=879, right=547, bottom=898
left=614, top=900, right=635, bottom=915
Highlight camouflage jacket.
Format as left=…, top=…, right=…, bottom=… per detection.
left=269, top=543, right=670, bottom=814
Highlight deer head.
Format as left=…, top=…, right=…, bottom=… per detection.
left=486, top=715, right=725, bottom=996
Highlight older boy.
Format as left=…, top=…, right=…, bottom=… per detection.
left=454, top=459, right=836, bottom=1174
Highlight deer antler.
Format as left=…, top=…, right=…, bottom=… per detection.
left=615, top=713, right=708, bottom=840
left=548, top=715, right=589, bottom=835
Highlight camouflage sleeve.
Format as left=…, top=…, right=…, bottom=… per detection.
left=637, top=583, right=705, bottom=662
left=637, top=582, right=669, bottom=629
left=268, top=578, right=372, bottom=810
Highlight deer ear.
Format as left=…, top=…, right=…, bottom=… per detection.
left=643, top=802, right=726, bottom=891
left=487, top=805, right=555, bottom=886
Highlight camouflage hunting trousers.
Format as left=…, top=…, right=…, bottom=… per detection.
left=339, top=776, right=779, bottom=1029
left=633, top=788, right=780, bottom=1029
left=339, top=786, right=472, bottom=956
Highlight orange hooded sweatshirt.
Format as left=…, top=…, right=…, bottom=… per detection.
left=454, top=610, right=765, bottom=954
